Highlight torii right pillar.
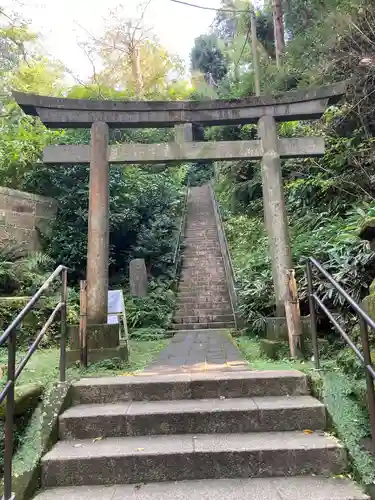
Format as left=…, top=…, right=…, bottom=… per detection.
left=258, top=115, right=292, bottom=318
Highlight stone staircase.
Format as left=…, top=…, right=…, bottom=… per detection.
left=34, top=367, right=368, bottom=499
left=173, top=184, right=235, bottom=331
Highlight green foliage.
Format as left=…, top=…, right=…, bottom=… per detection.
left=187, top=163, right=214, bottom=187
left=125, top=281, right=176, bottom=331
left=191, top=34, right=228, bottom=83
left=23, top=161, right=186, bottom=282
left=130, top=327, right=168, bottom=341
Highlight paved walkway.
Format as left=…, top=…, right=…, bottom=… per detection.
left=145, top=329, right=248, bottom=374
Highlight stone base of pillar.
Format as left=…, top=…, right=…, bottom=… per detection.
left=66, top=345, right=128, bottom=366
left=265, top=315, right=311, bottom=341
left=67, top=323, right=128, bottom=365
left=260, top=315, right=328, bottom=360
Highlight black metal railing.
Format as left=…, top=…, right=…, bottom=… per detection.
left=306, top=257, right=375, bottom=453
left=172, top=184, right=190, bottom=278
left=0, top=265, right=68, bottom=500
left=209, top=182, right=239, bottom=327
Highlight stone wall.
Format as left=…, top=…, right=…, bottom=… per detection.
left=0, top=187, right=57, bottom=250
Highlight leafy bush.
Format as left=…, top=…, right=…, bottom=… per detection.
left=219, top=184, right=375, bottom=336
left=188, top=162, right=214, bottom=187
left=130, top=327, right=168, bottom=341
left=125, top=281, right=176, bottom=331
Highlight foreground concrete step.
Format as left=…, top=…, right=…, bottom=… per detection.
left=33, top=476, right=370, bottom=500
left=41, top=431, right=347, bottom=487
left=173, top=321, right=236, bottom=330
left=59, top=395, right=326, bottom=440
left=72, top=370, right=309, bottom=404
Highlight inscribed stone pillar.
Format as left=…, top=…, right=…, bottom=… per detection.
left=174, top=123, right=193, bottom=144
left=86, top=121, right=109, bottom=324
left=258, top=115, right=292, bottom=316
left=130, top=258, right=148, bottom=297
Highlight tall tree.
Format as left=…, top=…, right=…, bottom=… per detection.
left=191, top=34, right=228, bottom=85
left=82, top=4, right=184, bottom=98
left=272, top=0, right=285, bottom=66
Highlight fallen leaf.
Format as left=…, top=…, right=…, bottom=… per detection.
left=303, top=429, right=313, bottom=434
left=93, top=436, right=103, bottom=443
left=136, top=447, right=144, bottom=451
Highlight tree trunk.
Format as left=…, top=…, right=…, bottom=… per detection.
left=272, top=0, right=285, bottom=68
left=132, top=45, right=144, bottom=97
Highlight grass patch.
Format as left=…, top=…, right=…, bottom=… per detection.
left=0, top=339, right=169, bottom=385
left=236, top=336, right=312, bottom=371
left=312, top=369, right=375, bottom=490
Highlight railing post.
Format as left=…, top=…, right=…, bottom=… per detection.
left=59, top=268, right=68, bottom=383
left=79, top=280, right=88, bottom=368
left=358, top=316, right=375, bottom=454
left=306, top=260, right=320, bottom=369
left=3, top=328, right=16, bottom=500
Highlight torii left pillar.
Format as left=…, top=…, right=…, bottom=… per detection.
left=86, top=121, right=109, bottom=324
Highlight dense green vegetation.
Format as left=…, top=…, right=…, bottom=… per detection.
left=190, top=0, right=375, bottom=338
left=190, top=0, right=375, bottom=489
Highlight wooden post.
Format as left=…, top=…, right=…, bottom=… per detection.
left=285, top=269, right=304, bottom=359
left=79, top=280, right=88, bottom=368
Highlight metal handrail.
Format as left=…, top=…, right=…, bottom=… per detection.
left=306, top=257, right=375, bottom=453
left=209, top=183, right=237, bottom=285
left=209, top=182, right=239, bottom=328
left=0, top=265, right=68, bottom=500
left=172, top=184, right=190, bottom=277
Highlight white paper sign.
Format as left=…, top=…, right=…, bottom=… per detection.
left=107, top=290, right=128, bottom=345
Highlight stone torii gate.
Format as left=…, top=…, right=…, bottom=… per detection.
left=13, top=82, right=346, bottom=330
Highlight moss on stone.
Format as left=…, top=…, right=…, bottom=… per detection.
left=310, top=370, right=375, bottom=495
left=358, top=217, right=375, bottom=241
left=0, top=383, right=43, bottom=419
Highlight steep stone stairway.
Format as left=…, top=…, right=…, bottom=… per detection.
left=173, top=184, right=235, bottom=331
left=34, top=330, right=367, bottom=500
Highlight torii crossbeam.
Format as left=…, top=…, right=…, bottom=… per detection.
left=13, top=82, right=346, bottom=326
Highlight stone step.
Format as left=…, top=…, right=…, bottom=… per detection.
left=173, top=314, right=235, bottom=324
left=178, top=284, right=228, bottom=292
left=59, top=395, right=326, bottom=440
left=177, top=291, right=230, bottom=298
left=41, top=431, right=346, bottom=487
left=175, top=302, right=232, bottom=309
left=175, top=309, right=233, bottom=318
left=175, top=304, right=232, bottom=312
left=173, top=322, right=236, bottom=330
left=182, top=253, right=223, bottom=259
left=175, top=306, right=233, bottom=314
left=178, top=285, right=228, bottom=291
left=33, top=476, right=370, bottom=500
left=180, top=270, right=225, bottom=276
left=71, top=370, right=309, bottom=405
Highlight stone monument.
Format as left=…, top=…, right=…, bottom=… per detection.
left=129, top=258, right=148, bottom=297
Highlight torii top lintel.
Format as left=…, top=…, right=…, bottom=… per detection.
left=12, top=81, right=347, bottom=129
